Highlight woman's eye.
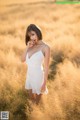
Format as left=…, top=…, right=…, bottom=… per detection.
left=32, top=34, right=34, bottom=36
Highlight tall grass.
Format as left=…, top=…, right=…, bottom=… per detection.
left=0, top=1, right=80, bottom=120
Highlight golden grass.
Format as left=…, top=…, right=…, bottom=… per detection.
left=0, top=0, right=80, bottom=120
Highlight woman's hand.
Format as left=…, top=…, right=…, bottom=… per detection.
left=27, top=41, right=34, bottom=48
left=41, top=82, right=46, bottom=92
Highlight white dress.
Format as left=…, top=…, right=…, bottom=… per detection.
left=25, top=50, right=48, bottom=95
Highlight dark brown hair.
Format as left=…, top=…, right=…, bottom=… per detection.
left=25, top=24, right=42, bottom=45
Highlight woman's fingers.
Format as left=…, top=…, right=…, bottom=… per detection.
left=41, top=84, right=46, bottom=92
left=28, top=41, right=34, bottom=48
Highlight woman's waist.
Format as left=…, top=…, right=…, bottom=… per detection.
left=28, top=64, right=43, bottom=68
left=27, top=67, right=44, bottom=75
left=27, top=66, right=43, bottom=71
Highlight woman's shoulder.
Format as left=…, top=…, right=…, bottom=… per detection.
left=42, top=41, right=50, bottom=54
left=42, top=41, right=50, bottom=50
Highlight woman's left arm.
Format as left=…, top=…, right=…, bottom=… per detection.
left=41, top=45, right=50, bottom=91
left=44, top=45, right=50, bottom=83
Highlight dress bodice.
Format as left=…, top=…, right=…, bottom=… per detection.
left=25, top=50, right=48, bottom=95
left=26, top=50, right=44, bottom=69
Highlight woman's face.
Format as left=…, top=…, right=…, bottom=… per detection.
left=28, top=31, right=38, bottom=45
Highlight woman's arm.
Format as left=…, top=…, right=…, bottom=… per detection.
left=41, top=45, right=50, bottom=91
left=20, top=41, right=34, bottom=62
left=20, top=47, right=28, bottom=62
left=43, top=45, right=50, bottom=83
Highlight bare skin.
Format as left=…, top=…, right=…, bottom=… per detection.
left=21, top=30, right=50, bottom=105
left=28, top=89, right=42, bottom=105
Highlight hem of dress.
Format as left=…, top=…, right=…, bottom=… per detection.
left=25, top=87, right=48, bottom=95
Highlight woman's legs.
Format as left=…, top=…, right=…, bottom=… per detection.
left=35, top=94, right=42, bottom=105
left=28, top=89, right=36, bottom=103
left=28, top=89, right=33, bottom=99
left=28, top=90, right=42, bottom=104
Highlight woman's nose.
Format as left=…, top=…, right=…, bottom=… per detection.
left=30, top=37, right=34, bottom=40
left=31, top=39, right=35, bottom=42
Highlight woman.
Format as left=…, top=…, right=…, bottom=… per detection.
left=21, top=24, right=50, bottom=104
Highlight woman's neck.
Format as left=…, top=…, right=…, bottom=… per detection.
left=36, top=40, right=43, bottom=45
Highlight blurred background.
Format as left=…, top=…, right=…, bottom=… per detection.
left=0, top=0, right=80, bottom=120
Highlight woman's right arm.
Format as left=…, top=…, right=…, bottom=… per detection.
left=20, top=47, right=28, bottom=62
left=20, top=41, right=34, bottom=62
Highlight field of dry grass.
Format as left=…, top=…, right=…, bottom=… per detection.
left=0, top=0, right=80, bottom=120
